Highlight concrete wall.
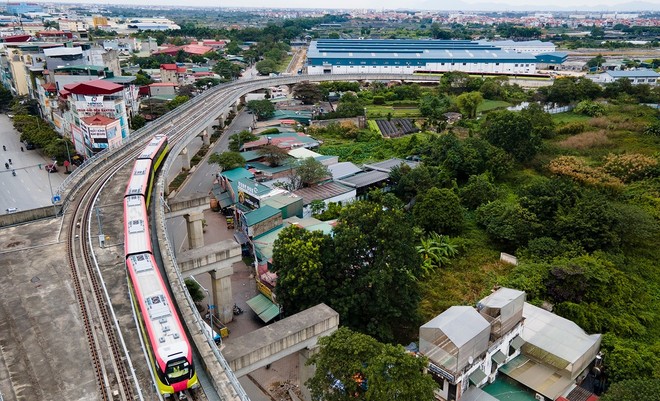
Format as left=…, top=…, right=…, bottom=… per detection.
left=308, top=62, right=537, bottom=75
left=0, top=205, right=60, bottom=227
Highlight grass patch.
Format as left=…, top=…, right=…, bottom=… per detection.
left=275, top=55, right=294, bottom=73
left=556, top=130, right=612, bottom=150
left=365, top=105, right=422, bottom=118
left=169, top=172, right=188, bottom=192
left=552, top=112, right=591, bottom=125
left=477, top=99, right=511, bottom=113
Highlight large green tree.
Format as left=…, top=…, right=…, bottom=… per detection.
left=246, top=99, right=275, bottom=120
left=306, top=328, right=436, bottom=401
left=208, top=151, right=245, bottom=171
left=228, top=130, right=258, bottom=152
left=257, top=144, right=289, bottom=166
left=271, top=226, right=334, bottom=315
left=481, top=110, right=541, bottom=162
left=293, top=82, right=324, bottom=105
left=332, top=201, right=422, bottom=342
left=413, top=187, right=464, bottom=235
left=600, top=379, right=660, bottom=401
left=456, top=91, right=483, bottom=119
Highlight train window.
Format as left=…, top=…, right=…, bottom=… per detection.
left=166, top=358, right=190, bottom=380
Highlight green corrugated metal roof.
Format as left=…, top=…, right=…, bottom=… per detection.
left=239, top=150, right=262, bottom=161
left=244, top=205, right=280, bottom=226
left=492, top=350, right=507, bottom=365
left=469, top=369, right=487, bottom=385
left=246, top=294, right=280, bottom=323
left=221, top=167, right=253, bottom=182
left=236, top=177, right=271, bottom=196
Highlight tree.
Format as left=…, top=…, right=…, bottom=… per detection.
left=293, top=82, right=324, bottom=105
left=521, top=103, right=556, bottom=139
left=459, top=173, right=500, bottom=210
left=257, top=144, right=289, bottom=166
left=228, top=130, right=258, bottom=151
left=208, top=151, right=245, bottom=171
left=456, top=91, right=483, bottom=119
left=130, top=115, right=146, bottom=130
left=271, top=226, right=334, bottom=315
left=0, top=86, right=13, bottom=111
left=586, top=54, right=606, bottom=69
left=332, top=201, right=422, bottom=342
left=184, top=278, right=205, bottom=304
left=255, top=59, right=278, bottom=75
left=167, top=95, right=189, bottom=110
left=246, top=99, right=275, bottom=120
left=413, top=187, right=464, bottom=235
left=600, top=379, right=660, bottom=401
left=476, top=199, right=541, bottom=249
left=418, top=94, right=451, bottom=120
left=293, top=157, right=330, bottom=188
left=481, top=110, right=541, bottom=162
left=306, top=328, right=436, bottom=401
left=212, top=59, right=242, bottom=81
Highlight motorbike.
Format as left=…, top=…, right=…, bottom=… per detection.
left=233, top=304, right=243, bottom=316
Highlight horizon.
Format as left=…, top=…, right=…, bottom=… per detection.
left=27, top=0, right=660, bottom=12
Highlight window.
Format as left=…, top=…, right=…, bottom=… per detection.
left=462, top=63, right=466, bottom=66
left=451, top=63, right=455, bottom=66
left=515, top=64, right=518, bottom=67
left=648, top=79, right=656, bottom=83
left=441, top=63, right=445, bottom=66
left=496, top=63, right=500, bottom=66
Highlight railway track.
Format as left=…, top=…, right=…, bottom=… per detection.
left=63, top=84, right=246, bottom=400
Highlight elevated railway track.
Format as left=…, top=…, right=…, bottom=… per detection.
left=58, top=72, right=540, bottom=400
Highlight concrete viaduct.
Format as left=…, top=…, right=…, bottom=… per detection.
left=2, top=73, right=553, bottom=401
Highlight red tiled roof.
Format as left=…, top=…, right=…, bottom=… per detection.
left=64, top=80, right=123, bottom=95
left=81, top=114, right=117, bottom=126
left=149, top=82, right=177, bottom=87
left=41, top=82, right=56, bottom=91
left=160, top=63, right=177, bottom=70
left=193, top=72, right=213, bottom=77
left=154, top=44, right=212, bottom=56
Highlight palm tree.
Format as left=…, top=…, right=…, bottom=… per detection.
left=416, top=232, right=459, bottom=276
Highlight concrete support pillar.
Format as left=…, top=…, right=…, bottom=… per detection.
left=299, top=347, right=319, bottom=401
left=202, top=125, right=211, bottom=146
left=217, top=115, right=225, bottom=129
left=183, top=212, right=205, bottom=250
left=231, top=103, right=238, bottom=113
left=239, top=95, right=246, bottom=105
left=211, top=268, right=234, bottom=324
left=180, top=147, right=190, bottom=171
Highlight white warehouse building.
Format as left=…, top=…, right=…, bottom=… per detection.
left=306, top=39, right=556, bottom=76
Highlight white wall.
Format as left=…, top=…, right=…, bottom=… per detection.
left=308, top=61, right=537, bottom=75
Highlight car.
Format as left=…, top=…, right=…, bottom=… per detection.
left=23, top=141, right=35, bottom=150
left=6, top=207, right=18, bottom=214
left=46, top=163, right=57, bottom=173
left=6, top=113, right=14, bottom=119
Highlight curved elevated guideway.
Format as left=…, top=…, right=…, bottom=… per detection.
left=53, top=72, right=547, bottom=400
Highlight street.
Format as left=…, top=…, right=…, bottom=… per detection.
left=0, top=114, right=65, bottom=213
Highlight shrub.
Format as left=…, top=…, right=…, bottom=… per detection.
left=548, top=156, right=622, bottom=189
left=575, top=100, right=606, bottom=117
left=556, top=130, right=611, bottom=150
left=556, top=122, right=587, bottom=136
left=643, top=121, right=660, bottom=136
left=372, top=95, right=386, bottom=105
left=602, top=153, right=658, bottom=182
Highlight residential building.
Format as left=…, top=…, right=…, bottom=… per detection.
left=420, top=287, right=601, bottom=401
left=148, top=82, right=177, bottom=97
left=293, top=181, right=356, bottom=217
left=159, top=63, right=186, bottom=83
left=80, top=114, right=122, bottom=151
left=61, top=79, right=130, bottom=156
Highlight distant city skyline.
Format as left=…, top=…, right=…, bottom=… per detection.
left=42, top=0, right=660, bottom=12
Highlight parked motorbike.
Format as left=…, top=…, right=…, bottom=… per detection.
left=233, top=304, right=243, bottom=316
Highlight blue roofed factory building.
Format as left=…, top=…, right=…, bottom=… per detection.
left=306, top=39, right=561, bottom=76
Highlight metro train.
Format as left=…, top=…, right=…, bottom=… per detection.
left=123, top=135, right=199, bottom=396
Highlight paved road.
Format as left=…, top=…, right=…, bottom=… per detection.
left=0, top=114, right=65, bottom=212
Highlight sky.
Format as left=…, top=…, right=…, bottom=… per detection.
left=48, top=0, right=660, bottom=11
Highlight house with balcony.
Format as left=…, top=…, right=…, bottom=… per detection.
left=61, top=79, right=130, bottom=156
left=419, top=287, right=601, bottom=401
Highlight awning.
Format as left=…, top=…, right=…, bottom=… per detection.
left=510, top=335, right=525, bottom=350
left=500, top=355, right=573, bottom=400
left=468, top=369, right=487, bottom=386
left=217, top=191, right=233, bottom=208
left=234, top=231, right=249, bottom=245
left=492, top=350, right=507, bottom=365
left=246, top=294, right=280, bottom=323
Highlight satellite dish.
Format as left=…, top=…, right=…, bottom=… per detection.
left=468, top=356, right=474, bottom=365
